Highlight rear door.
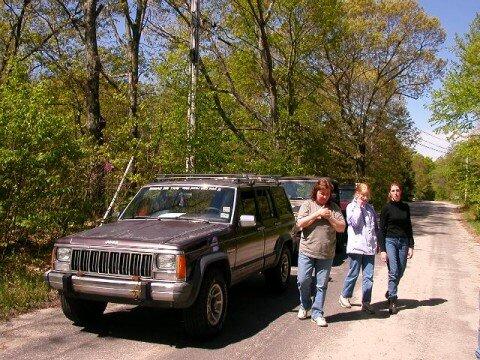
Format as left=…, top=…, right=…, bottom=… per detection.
left=255, top=187, right=278, bottom=267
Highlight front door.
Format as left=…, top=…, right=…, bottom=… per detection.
left=233, top=189, right=265, bottom=280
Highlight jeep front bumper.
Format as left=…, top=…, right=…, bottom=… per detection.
left=44, top=270, right=195, bottom=308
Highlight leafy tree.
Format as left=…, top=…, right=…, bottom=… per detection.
left=431, top=137, right=480, bottom=217
left=0, top=66, right=88, bottom=250
left=412, top=153, right=435, bottom=200
left=312, top=0, right=444, bottom=179
left=430, top=13, right=480, bottom=137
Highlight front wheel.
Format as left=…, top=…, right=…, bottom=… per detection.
left=265, top=247, right=291, bottom=292
left=183, top=269, right=228, bottom=338
left=59, top=293, right=107, bottom=325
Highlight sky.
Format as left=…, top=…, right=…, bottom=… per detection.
left=408, top=0, right=479, bottom=160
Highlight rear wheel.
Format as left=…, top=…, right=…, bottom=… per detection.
left=59, top=293, right=107, bottom=325
left=183, top=269, right=228, bottom=338
left=265, top=247, right=291, bottom=292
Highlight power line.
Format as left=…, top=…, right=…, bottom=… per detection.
left=419, top=137, right=450, bottom=151
left=416, top=142, right=448, bottom=154
left=419, top=129, right=450, bottom=143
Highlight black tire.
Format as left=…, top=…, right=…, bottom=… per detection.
left=265, top=247, right=291, bottom=292
left=59, top=293, right=107, bottom=325
left=183, top=269, right=228, bottom=338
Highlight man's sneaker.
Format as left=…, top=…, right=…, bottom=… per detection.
left=311, top=316, right=328, bottom=327
left=297, top=307, right=309, bottom=319
left=362, top=302, right=375, bottom=314
left=338, top=295, right=351, bottom=308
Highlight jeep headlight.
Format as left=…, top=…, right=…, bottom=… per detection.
left=56, top=247, right=72, bottom=262
left=155, top=253, right=186, bottom=281
left=156, top=254, right=176, bottom=270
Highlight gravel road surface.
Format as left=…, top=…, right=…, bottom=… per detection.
left=1, top=201, right=478, bottom=360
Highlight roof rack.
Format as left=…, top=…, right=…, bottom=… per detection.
left=154, top=174, right=281, bottom=185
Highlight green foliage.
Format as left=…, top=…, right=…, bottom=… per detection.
left=0, top=250, right=53, bottom=320
left=431, top=136, right=480, bottom=218
left=0, top=66, right=88, bottom=249
left=412, top=153, right=435, bottom=200
left=430, top=14, right=480, bottom=137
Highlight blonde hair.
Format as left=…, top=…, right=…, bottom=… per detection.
left=355, top=183, right=371, bottom=197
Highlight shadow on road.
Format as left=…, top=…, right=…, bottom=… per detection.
left=325, top=297, right=447, bottom=323
left=80, top=273, right=300, bottom=349
left=78, top=251, right=346, bottom=348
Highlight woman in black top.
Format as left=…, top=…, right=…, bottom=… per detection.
left=379, top=181, right=414, bottom=314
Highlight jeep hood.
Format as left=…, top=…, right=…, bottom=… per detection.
left=56, top=220, right=229, bottom=250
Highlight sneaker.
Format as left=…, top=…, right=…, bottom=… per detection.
left=338, top=295, right=351, bottom=308
left=362, top=302, right=375, bottom=314
left=311, top=316, right=328, bottom=327
left=297, top=307, right=309, bottom=319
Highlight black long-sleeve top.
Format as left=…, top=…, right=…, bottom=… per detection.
left=378, top=201, right=414, bottom=252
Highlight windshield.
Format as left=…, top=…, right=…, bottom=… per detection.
left=281, top=181, right=316, bottom=200
left=121, top=186, right=235, bottom=223
left=339, top=188, right=355, bottom=201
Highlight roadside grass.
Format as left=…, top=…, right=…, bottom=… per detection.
left=461, top=205, right=480, bottom=240
left=467, top=219, right=480, bottom=237
left=0, top=250, right=56, bottom=321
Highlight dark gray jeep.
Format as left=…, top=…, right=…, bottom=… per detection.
left=45, top=174, right=295, bottom=337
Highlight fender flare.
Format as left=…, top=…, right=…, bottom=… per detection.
left=187, top=252, right=231, bottom=307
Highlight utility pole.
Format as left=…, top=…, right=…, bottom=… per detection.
left=186, top=0, right=200, bottom=172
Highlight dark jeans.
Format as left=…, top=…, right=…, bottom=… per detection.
left=385, top=237, right=409, bottom=300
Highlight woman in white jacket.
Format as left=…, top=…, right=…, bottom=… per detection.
left=338, top=183, right=379, bottom=314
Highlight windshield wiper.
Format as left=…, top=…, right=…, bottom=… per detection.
left=178, top=216, right=211, bottom=223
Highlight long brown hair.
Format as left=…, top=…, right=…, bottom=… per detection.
left=387, top=181, right=403, bottom=201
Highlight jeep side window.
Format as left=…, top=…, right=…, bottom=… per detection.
left=256, top=188, right=274, bottom=220
left=271, top=186, right=293, bottom=217
left=238, top=189, right=256, bottom=217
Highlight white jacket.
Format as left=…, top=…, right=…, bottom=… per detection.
left=346, top=199, right=378, bottom=255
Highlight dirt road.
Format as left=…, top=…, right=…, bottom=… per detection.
left=1, top=201, right=478, bottom=360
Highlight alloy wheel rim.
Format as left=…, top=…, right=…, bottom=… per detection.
left=206, top=283, right=224, bottom=326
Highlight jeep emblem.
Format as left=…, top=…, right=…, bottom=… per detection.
left=105, top=240, right=118, bottom=245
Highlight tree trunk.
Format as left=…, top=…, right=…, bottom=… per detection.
left=83, top=0, right=105, bottom=215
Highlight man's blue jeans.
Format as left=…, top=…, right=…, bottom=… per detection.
left=385, top=237, right=409, bottom=300
left=297, top=252, right=333, bottom=320
left=341, top=253, right=375, bottom=303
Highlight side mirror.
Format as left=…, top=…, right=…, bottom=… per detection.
left=239, top=214, right=256, bottom=227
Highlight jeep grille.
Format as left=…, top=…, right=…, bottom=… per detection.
left=71, top=249, right=153, bottom=278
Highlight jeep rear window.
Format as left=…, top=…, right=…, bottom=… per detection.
left=121, top=186, right=235, bottom=223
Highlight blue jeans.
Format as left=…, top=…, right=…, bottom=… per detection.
left=341, top=254, right=375, bottom=303
left=297, top=252, right=333, bottom=319
left=385, top=237, right=409, bottom=300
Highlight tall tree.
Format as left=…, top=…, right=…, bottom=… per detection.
left=312, top=0, right=445, bottom=179
left=429, top=13, right=480, bottom=138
